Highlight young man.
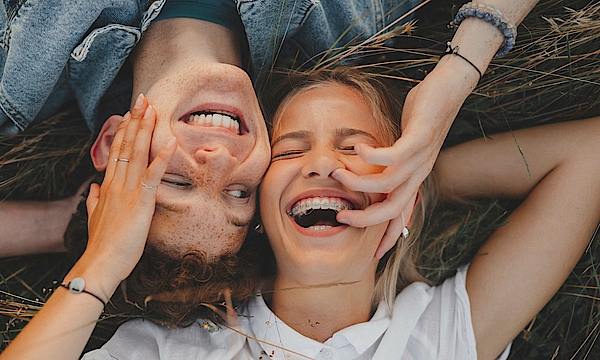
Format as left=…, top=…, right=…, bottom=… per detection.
left=0, top=0, right=425, bottom=257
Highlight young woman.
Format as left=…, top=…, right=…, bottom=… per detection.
left=21, top=67, right=590, bottom=360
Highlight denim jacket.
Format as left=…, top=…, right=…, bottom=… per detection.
left=239, top=0, right=423, bottom=74
left=0, top=0, right=420, bottom=134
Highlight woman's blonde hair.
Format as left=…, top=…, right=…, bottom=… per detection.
left=258, top=67, right=432, bottom=312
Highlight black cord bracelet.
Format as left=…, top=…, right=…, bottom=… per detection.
left=59, top=277, right=107, bottom=306
left=441, top=42, right=483, bottom=81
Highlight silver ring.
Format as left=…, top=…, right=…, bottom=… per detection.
left=141, top=182, right=158, bottom=190
left=114, top=158, right=130, bottom=163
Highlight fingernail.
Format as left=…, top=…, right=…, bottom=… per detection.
left=337, top=216, right=349, bottom=224
left=143, top=105, right=153, bottom=119
left=134, top=93, right=145, bottom=109
left=166, top=137, right=177, bottom=148
left=122, top=112, right=131, bottom=121
left=331, top=170, right=341, bottom=181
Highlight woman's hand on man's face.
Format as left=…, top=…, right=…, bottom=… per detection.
left=84, top=94, right=177, bottom=286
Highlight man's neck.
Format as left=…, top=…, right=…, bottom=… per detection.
left=132, top=18, right=242, bottom=98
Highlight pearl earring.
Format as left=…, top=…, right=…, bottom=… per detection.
left=401, top=213, right=409, bottom=240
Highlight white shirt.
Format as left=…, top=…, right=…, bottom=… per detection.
left=83, top=267, right=511, bottom=359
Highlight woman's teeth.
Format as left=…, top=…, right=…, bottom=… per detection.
left=310, top=225, right=333, bottom=230
left=288, top=197, right=352, bottom=217
left=186, top=113, right=240, bottom=133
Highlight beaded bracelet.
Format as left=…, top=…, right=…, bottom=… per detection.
left=452, top=2, right=517, bottom=58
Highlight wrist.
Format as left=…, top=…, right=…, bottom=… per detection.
left=429, top=57, right=479, bottom=97
left=65, top=253, right=125, bottom=304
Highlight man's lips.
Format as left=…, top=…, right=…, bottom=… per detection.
left=182, top=111, right=241, bottom=135
left=179, top=103, right=249, bottom=135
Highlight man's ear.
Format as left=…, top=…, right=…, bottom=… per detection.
left=90, top=115, right=123, bottom=171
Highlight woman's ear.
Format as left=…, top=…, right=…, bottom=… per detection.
left=90, top=115, right=123, bottom=171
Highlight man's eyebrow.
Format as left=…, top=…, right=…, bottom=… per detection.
left=225, top=209, right=253, bottom=228
left=271, top=130, right=311, bottom=147
left=158, top=199, right=252, bottom=228
left=335, top=128, right=378, bottom=142
left=156, top=199, right=186, bottom=213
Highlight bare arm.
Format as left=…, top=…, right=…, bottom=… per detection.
left=0, top=178, right=93, bottom=257
left=434, top=117, right=600, bottom=359
left=0, top=199, right=70, bottom=256
left=0, top=98, right=176, bottom=360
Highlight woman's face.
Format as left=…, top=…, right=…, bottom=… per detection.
left=260, top=83, right=389, bottom=283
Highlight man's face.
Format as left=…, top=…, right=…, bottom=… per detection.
left=138, top=62, right=270, bottom=259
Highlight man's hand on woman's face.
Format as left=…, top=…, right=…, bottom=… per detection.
left=84, top=94, right=177, bottom=286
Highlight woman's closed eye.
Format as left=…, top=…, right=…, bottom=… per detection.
left=271, top=149, right=306, bottom=161
left=338, top=145, right=356, bottom=154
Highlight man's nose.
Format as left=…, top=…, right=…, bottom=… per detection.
left=194, top=145, right=237, bottom=172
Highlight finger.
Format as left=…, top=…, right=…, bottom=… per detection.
left=104, top=112, right=130, bottom=182
left=333, top=167, right=412, bottom=194
left=374, top=217, right=405, bottom=259
left=86, top=183, right=101, bottom=222
left=337, top=202, right=394, bottom=228
left=114, top=94, right=147, bottom=179
left=337, top=181, right=416, bottom=227
left=141, top=137, right=177, bottom=193
left=126, top=104, right=157, bottom=189
left=355, top=143, right=410, bottom=167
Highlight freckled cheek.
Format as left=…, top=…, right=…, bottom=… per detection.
left=149, top=206, right=248, bottom=259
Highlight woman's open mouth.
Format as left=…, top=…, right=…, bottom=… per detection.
left=288, top=197, right=354, bottom=230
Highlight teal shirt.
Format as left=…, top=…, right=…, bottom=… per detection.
left=155, top=0, right=248, bottom=66
left=155, top=0, right=245, bottom=44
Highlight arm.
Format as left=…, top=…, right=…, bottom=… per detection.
left=434, top=117, right=600, bottom=359
left=0, top=97, right=176, bottom=360
left=0, top=199, right=71, bottom=256
left=333, top=0, right=540, bottom=252
left=0, top=179, right=93, bottom=257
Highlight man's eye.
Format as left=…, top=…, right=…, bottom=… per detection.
left=161, top=174, right=192, bottom=188
left=226, top=189, right=250, bottom=199
left=272, top=150, right=304, bottom=161
left=223, top=188, right=252, bottom=205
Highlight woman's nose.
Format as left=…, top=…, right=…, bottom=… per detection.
left=301, top=148, right=343, bottom=179
left=194, top=145, right=237, bottom=173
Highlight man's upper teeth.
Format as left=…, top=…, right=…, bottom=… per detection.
left=188, top=113, right=240, bottom=132
left=289, top=197, right=352, bottom=216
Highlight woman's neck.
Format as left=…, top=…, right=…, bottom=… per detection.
left=269, top=271, right=377, bottom=343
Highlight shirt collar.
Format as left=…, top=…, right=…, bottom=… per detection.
left=246, top=294, right=391, bottom=359
left=329, top=301, right=391, bottom=355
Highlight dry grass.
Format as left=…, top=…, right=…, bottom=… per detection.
left=1, top=0, right=600, bottom=357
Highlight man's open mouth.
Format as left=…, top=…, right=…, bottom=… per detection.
left=182, top=110, right=242, bottom=135
left=288, top=197, right=354, bottom=230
